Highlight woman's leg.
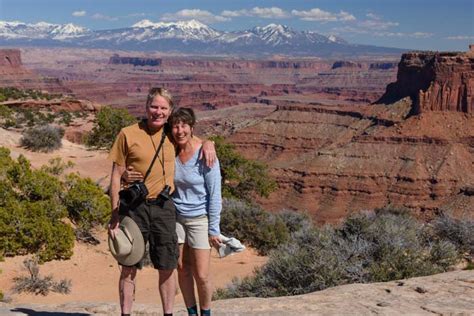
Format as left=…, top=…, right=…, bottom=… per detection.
left=178, top=243, right=197, bottom=310
left=191, top=248, right=212, bottom=310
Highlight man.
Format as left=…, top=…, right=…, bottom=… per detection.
left=108, top=87, right=215, bottom=316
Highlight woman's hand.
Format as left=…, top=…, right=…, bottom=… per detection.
left=209, top=235, right=222, bottom=249
left=200, top=140, right=216, bottom=168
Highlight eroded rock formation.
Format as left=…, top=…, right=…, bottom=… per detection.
left=0, top=49, right=70, bottom=94
left=109, top=55, right=162, bottom=66
left=0, top=49, right=22, bottom=68
left=378, top=50, right=474, bottom=113
left=228, top=50, right=474, bottom=222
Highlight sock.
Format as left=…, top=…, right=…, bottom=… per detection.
left=187, top=305, right=198, bottom=316
left=121, top=314, right=131, bottom=316
left=164, top=314, right=173, bottom=316
left=201, top=309, right=211, bottom=316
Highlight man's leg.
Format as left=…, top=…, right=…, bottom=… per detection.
left=178, top=243, right=197, bottom=310
left=159, top=269, right=176, bottom=314
left=119, top=265, right=137, bottom=315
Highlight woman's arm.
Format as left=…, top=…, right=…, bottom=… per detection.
left=204, top=159, right=222, bottom=238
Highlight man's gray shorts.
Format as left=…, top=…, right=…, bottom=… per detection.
left=119, top=198, right=179, bottom=270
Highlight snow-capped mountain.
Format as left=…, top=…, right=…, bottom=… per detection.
left=130, top=19, right=221, bottom=41
left=0, top=21, right=90, bottom=40
left=0, top=19, right=403, bottom=57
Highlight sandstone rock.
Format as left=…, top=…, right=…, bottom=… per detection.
left=229, top=99, right=473, bottom=222
left=1, top=270, right=473, bottom=315
left=0, top=49, right=22, bottom=68
left=378, top=51, right=474, bottom=113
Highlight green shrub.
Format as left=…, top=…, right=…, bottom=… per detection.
left=20, top=125, right=64, bottom=152
left=58, top=110, right=73, bottom=126
left=220, top=199, right=289, bottom=255
left=431, top=212, right=474, bottom=255
left=0, top=201, right=74, bottom=262
left=85, top=106, right=136, bottom=149
left=211, top=136, right=277, bottom=201
left=0, top=169, right=74, bottom=262
left=0, top=105, right=13, bottom=119
left=13, top=258, right=71, bottom=296
left=215, top=209, right=463, bottom=299
left=0, top=87, right=59, bottom=101
left=63, top=173, right=111, bottom=231
left=40, top=157, right=75, bottom=176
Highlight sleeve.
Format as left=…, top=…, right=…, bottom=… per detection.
left=204, top=159, right=222, bottom=236
left=107, top=130, right=128, bottom=167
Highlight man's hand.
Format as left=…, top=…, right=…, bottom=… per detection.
left=200, top=140, right=216, bottom=168
left=108, top=211, right=120, bottom=239
left=122, top=166, right=144, bottom=184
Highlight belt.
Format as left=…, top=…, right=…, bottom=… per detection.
left=146, top=197, right=169, bottom=204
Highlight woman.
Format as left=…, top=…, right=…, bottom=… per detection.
left=169, top=107, right=222, bottom=316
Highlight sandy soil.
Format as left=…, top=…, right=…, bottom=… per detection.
left=0, top=127, right=267, bottom=305
left=0, top=230, right=266, bottom=305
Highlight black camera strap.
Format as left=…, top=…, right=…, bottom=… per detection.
left=143, top=126, right=167, bottom=182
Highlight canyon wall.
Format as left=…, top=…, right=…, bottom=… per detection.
left=0, top=49, right=70, bottom=94
left=378, top=50, right=474, bottom=113
left=229, top=50, right=474, bottom=222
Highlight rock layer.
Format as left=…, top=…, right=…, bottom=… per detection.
left=230, top=99, right=474, bottom=222
left=378, top=50, right=474, bottom=113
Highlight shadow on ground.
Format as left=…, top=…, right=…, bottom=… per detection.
left=11, top=308, right=90, bottom=316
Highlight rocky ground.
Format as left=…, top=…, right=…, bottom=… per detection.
left=1, top=270, right=473, bottom=315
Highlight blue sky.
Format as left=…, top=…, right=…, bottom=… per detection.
left=0, top=0, right=472, bottom=50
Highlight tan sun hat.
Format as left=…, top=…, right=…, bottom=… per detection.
left=108, top=216, right=145, bottom=266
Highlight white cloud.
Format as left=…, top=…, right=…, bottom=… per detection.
left=374, top=31, right=433, bottom=38
left=221, top=10, right=244, bottom=18
left=250, top=7, right=289, bottom=19
left=161, top=9, right=229, bottom=24
left=366, top=13, right=381, bottom=20
left=291, top=8, right=355, bottom=22
left=446, top=35, right=474, bottom=40
left=221, top=7, right=290, bottom=19
left=359, top=19, right=399, bottom=30
left=332, top=13, right=401, bottom=36
left=72, top=10, right=86, bottom=17
left=332, top=26, right=369, bottom=35
left=128, top=13, right=147, bottom=18
left=92, top=13, right=118, bottom=21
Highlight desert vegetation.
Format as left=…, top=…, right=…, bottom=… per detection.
left=0, top=87, right=88, bottom=133
left=215, top=205, right=473, bottom=299
left=211, top=136, right=277, bottom=202
left=20, top=125, right=65, bottom=152
left=0, top=105, right=88, bottom=130
left=13, top=258, right=71, bottom=296
left=0, top=87, right=61, bottom=102
left=0, top=148, right=110, bottom=262
left=84, top=106, right=137, bottom=149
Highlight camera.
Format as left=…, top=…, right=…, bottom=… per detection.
left=158, top=185, right=172, bottom=201
left=119, top=181, right=148, bottom=210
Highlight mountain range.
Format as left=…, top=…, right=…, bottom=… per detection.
left=0, top=19, right=405, bottom=57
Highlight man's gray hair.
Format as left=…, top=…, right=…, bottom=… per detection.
left=146, top=87, right=174, bottom=109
